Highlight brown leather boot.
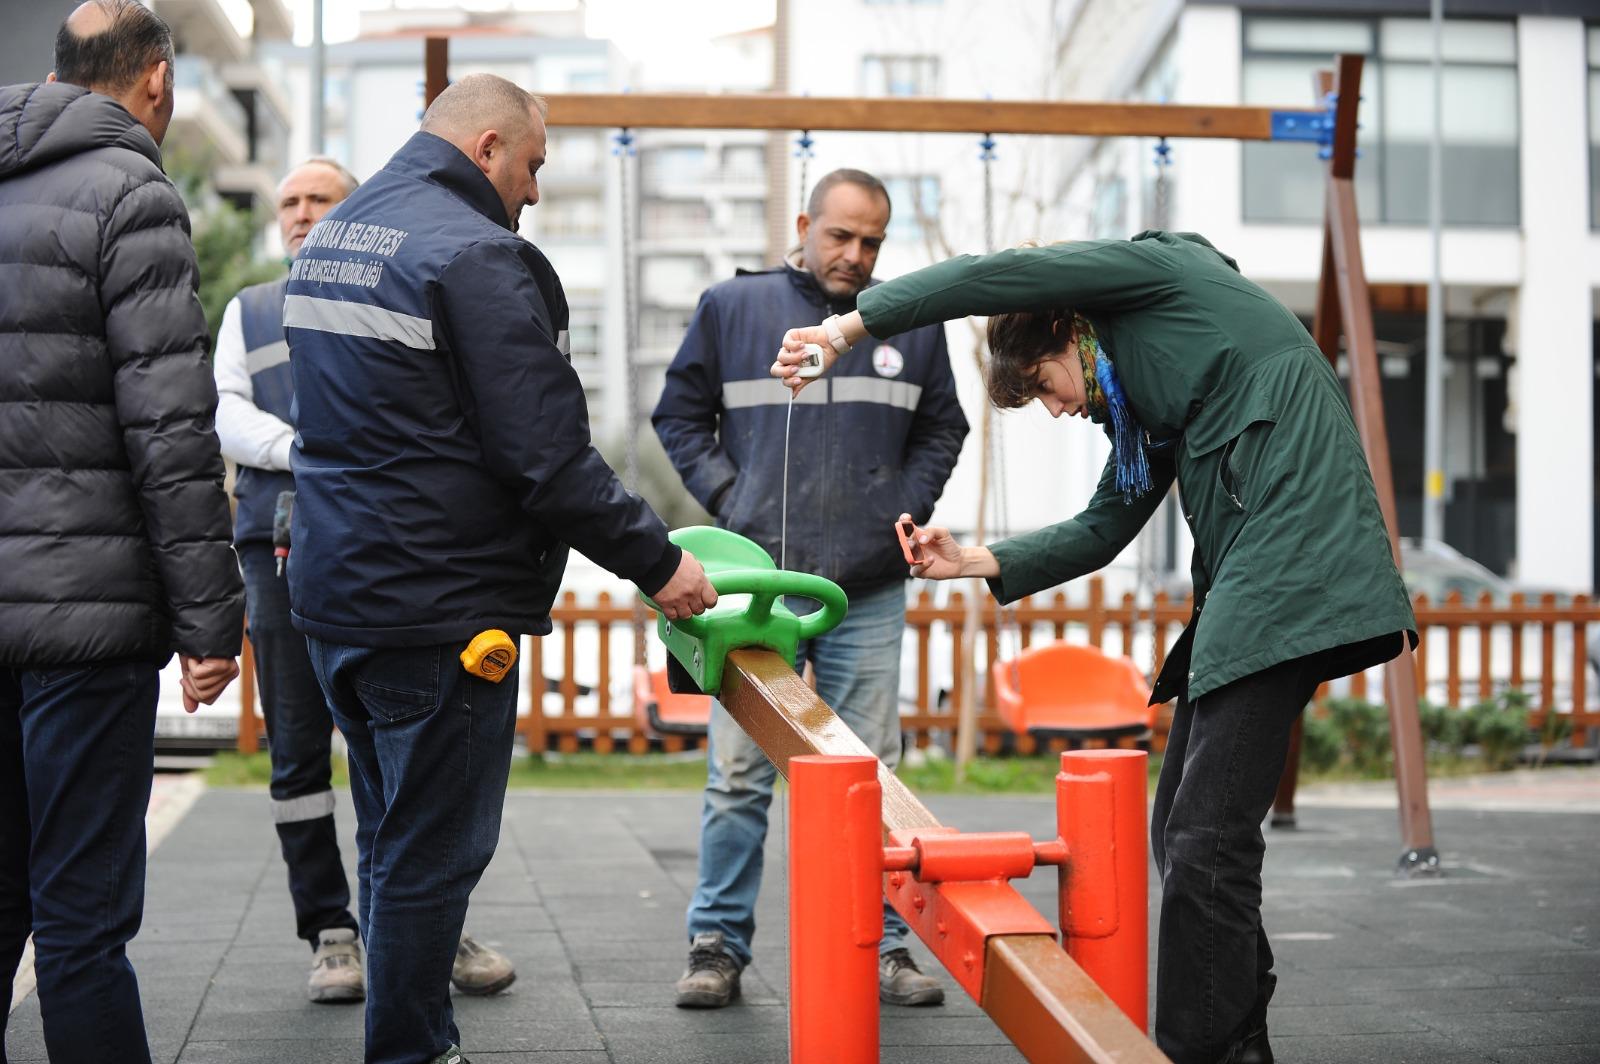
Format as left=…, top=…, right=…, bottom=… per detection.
left=674, top=932, right=742, bottom=1008
left=879, top=948, right=944, bottom=1006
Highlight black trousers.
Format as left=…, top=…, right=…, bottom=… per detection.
left=1151, top=654, right=1321, bottom=1064
left=240, top=542, right=360, bottom=947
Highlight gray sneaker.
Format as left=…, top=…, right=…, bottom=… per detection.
left=879, top=948, right=944, bottom=1006
left=674, top=931, right=742, bottom=1008
left=426, top=1047, right=468, bottom=1064
left=308, top=927, right=365, bottom=1004
left=451, top=934, right=516, bottom=996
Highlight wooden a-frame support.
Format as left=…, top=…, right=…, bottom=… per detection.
left=1270, top=57, right=1438, bottom=873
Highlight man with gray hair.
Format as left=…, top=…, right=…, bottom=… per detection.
left=1, top=2, right=244, bottom=1060
left=215, top=157, right=516, bottom=1006
left=284, top=74, right=717, bottom=1064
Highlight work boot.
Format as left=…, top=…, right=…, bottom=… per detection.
left=308, top=927, right=365, bottom=1004
left=451, top=934, right=516, bottom=996
left=879, top=948, right=944, bottom=1006
left=675, top=931, right=742, bottom=1008
left=426, top=1047, right=468, bottom=1064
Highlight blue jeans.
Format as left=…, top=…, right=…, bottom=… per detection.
left=306, top=637, right=518, bottom=1064
left=240, top=543, right=360, bottom=947
left=686, top=581, right=908, bottom=967
left=0, top=661, right=159, bottom=1064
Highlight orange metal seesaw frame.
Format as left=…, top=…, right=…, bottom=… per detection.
left=725, top=648, right=1168, bottom=1064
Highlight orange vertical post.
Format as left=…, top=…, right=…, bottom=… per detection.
left=788, top=755, right=882, bottom=1064
left=1057, top=749, right=1148, bottom=1031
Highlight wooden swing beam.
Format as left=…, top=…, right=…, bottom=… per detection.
left=537, top=93, right=1318, bottom=140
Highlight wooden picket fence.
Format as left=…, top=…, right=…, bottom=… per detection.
left=235, top=579, right=1598, bottom=755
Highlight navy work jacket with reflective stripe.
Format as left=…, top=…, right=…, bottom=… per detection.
left=285, top=131, right=679, bottom=647
left=652, top=265, right=967, bottom=594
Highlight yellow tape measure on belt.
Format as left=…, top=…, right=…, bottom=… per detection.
left=460, top=629, right=517, bottom=683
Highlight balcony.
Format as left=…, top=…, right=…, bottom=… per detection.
left=250, top=0, right=293, bottom=41
left=151, top=0, right=251, bottom=63
left=169, top=55, right=249, bottom=168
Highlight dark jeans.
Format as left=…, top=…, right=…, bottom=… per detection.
left=1151, top=655, right=1321, bottom=1064
left=240, top=542, right=359, bottom=947
left=0, top=662, right=159, bottom=1064
left=306, top=636, right=518, bottom=1064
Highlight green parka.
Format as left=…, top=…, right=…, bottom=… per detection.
left=856, top=230, right=1416, bottom=704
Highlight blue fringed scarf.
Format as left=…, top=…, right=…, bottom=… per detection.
left=1076, top=324, right=1155, bottom=504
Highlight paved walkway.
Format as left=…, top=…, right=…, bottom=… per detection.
left=6, top=770, right=1598, bottom=1063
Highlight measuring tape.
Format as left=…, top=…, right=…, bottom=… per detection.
left=779, top=343, right=826, bottom=572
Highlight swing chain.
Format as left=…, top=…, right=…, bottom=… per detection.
left=977, top=132, right=1022, bottom=685
left=1152, top=136, right=1172, bottom=231
left=616, top=126, right=649, bottom=665
left=794, top=130, right=815, bottom=216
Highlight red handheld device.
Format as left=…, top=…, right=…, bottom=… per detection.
left=896, top=517, right=924, bottom=566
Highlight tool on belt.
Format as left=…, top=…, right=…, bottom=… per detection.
left=460, top=629, right=517, bottom=682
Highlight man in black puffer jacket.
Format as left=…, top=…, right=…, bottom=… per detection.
left=0, top=4, right=245, bottom=1061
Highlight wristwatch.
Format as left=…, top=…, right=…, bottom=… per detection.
left=821, top=314, right=852, bottom=355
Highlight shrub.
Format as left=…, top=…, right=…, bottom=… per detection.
left=1323, top=697, right=1392, bottom=776
left=1298, top=709, right=1344, bottom=773
left=1465, top=690, right=1532, bottom=771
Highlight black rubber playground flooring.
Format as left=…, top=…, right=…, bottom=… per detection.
left=7, top=779, right=1598, bottom=1063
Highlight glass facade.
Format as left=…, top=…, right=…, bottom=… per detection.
left=1242, top=14, right=1519, bottom=226
left=860, top=55, right=940, bottom=97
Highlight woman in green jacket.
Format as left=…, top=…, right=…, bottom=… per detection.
left=774, top=231, right=1416, bottom=1064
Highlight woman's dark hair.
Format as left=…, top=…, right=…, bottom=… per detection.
left=985, top=307, right=1076, bottom=409
left=54, top=0, right=174, bottom=93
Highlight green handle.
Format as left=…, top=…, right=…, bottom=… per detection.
left=666, top=569, right=848, bottom=642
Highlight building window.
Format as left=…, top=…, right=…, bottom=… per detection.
left=641, top=256, right=712, bottom=304
left=728, top=199, right=767, bottom=239
left=639, top=307, right=695, bottom=349
left=642, top=200, right=712, bottom=240
left=1589, top=25, right=1599, bottom=228
left=861, top=55, right=940, bottom=98
left=537, top=195, right=603, bottom=239
left=1091, top=173, right=1127, bottom=240
left=722, top=145, right=766, bottom=184
left=1241, top=14, right=1519, bottom=226
left=641, top=145, right=708, bottom=189
left=882, top=176, right=940, bottom=239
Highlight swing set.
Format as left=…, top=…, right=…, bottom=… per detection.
left=420, top=44, right=1435, bottom=1062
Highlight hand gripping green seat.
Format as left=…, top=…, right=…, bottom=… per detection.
left=639, top=526, right=849, bottom=697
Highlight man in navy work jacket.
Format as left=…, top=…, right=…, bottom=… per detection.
left=653, top=169, right=968, bottom=1010
left=284, top=74, right=717, bottom=1064
left=216, top=157, right=516, bottom=1006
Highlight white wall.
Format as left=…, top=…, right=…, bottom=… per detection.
left=1513, top=17, right=1593, bottom=591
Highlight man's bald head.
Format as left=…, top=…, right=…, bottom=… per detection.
left=51, top=0, right=176, bottom=143
left=420, top=74, right=549, bottom=229
left=421, top=74, right=548, bottom=149
left=54, top=0, right=173, bottom=93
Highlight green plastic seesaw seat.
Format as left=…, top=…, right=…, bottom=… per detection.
left=638, top=526, right=849, bottom=697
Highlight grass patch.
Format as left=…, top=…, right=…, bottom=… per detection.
left=204, top=751, right=349, bottom=788
left=203, top=749, right=1150, bottom=795
left=203, top=748, right=1521, bottom=795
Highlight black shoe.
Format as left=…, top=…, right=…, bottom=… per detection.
left=675, top=931, right=742, bottom=1008
left=1219, top=1025, right=1274, bottom=1064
